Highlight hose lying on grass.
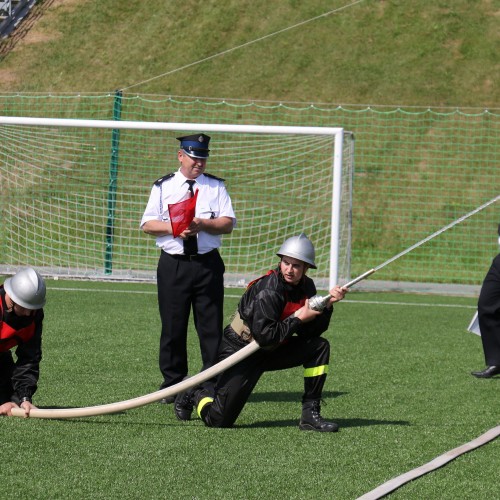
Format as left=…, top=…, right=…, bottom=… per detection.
left=11, top=341, right=260, bottom=419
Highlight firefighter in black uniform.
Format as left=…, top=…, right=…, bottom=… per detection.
left=174, top=233, right=348, bottom=432
left=141, top=134, right=236, bottom=402
left=0, top=267, right=46, bottom=417
left=471, top=252, right=500, bottom=378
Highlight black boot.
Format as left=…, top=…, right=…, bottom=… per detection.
left=299, top=400, right=339, bottom=432
left=174, top=390, right=194, bottom=421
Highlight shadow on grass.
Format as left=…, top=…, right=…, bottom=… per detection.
left=237, top=391, right=410, bottom=428
left=239, top=417, right=410, bottom=429
left=26, top=404, right=410, bottom=430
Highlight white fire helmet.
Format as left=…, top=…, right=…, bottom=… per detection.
left=4, top=267, right=46, bottom=310
left=277, top=233, right=317, bottom=269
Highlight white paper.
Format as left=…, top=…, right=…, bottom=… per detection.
left=467, top=311, right=481, bottom=336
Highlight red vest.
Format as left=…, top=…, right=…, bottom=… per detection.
left=281, top=298, right=305, bottom=320
left=0, top=300, right=36, bottom=352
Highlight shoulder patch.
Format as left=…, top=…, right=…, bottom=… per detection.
left=154, top=173, right=175, bottom=186
left=204, top=172, right=225, bottom=182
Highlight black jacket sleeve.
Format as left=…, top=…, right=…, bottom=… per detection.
left=12, top=310, right=43, bottom=402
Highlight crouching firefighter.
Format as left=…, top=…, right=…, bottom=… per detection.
left=174, top=233, right=348, bottom=432
left=0, top=267, right=46, bottom=417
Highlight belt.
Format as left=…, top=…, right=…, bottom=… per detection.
left=165, top=249, right=217, bottom=261
left=229, top=310, right=254, bottom=343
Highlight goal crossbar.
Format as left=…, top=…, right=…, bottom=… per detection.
left=0, top=116, right=343, bottom=136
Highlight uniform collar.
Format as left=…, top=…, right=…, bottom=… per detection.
left=177, top=170, right=208, bottom=187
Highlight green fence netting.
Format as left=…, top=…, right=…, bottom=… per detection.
left=1, top=93, right=498, bottom=288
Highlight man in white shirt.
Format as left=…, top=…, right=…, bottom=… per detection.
left=141, top=134, right=236, bottom=404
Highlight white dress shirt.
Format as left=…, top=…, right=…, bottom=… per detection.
left=141, top=169, right=236, bottom=254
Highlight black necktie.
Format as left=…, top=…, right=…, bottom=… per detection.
left=183, top=180, right=198, bottom=256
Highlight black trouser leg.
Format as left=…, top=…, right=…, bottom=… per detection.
left=478, top=255, right=500, bottom=366
left=157, top=250, right=225, bottom=389
left=262, top=336, right=330, bottom=402
left=201, top=334, right=331, bottom=427
left=303, top=373, right=328, bottom=402
left=157, top=252, right=191, bottom=388
left=191, top=250, right=225, bottom=392
left=201, top=352, right=264, bottom=428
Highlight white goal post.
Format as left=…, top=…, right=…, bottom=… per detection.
left=0, top=116, right=354, bottom=289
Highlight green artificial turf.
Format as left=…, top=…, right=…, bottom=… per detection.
left=2, top=280, right=498, bottom=499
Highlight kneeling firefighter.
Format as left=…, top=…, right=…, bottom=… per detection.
left=0, top=267, right=46, bottom=417
left=174, top=233, right=348, bottom=432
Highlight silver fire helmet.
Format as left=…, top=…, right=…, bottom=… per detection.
left=4, top=267, right=46, bottom=309
left=277, top=233, right=317, bottom=269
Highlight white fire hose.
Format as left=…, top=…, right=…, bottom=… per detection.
left=11, top=341, right=260, bottom=419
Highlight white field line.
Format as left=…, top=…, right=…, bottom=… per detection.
left=47, top=287, right=477, bottom=309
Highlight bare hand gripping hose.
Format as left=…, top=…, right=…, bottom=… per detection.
left=11, top=194, right=499, bottom=419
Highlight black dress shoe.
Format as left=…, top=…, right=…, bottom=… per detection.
left=471, top=366, right=500, bottom=378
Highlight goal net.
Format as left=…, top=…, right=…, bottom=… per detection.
left=0, top=117, right=354, bottom=289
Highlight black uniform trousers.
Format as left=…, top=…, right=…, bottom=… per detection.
left=477, top=254, right=500, bottom=366
left=157, top=249, right=225, bottom=389
left=200, top=328, right=330, bottom=428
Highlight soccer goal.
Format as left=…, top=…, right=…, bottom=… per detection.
left=0, top=116, right=354, bottom=289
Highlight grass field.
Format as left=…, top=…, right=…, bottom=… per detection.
left=0, top=1, right=498, bottom=107
left=1, top=3, right=498, bottom=497
left=2, top=279, right=498, bottom=499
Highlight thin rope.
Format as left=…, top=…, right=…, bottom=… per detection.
left=357, top=425, right=500, bottom=500
left=120, top=0, right=366, bottom=92
left=374, top=194, right=500, bottom=272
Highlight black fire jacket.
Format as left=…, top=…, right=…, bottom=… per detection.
left=236, top=268, right=333, bottom=348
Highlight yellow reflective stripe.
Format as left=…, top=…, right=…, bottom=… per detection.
left=197, top=397, right=214, bottom=417
left=304, top=365, right=329, bottom=378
